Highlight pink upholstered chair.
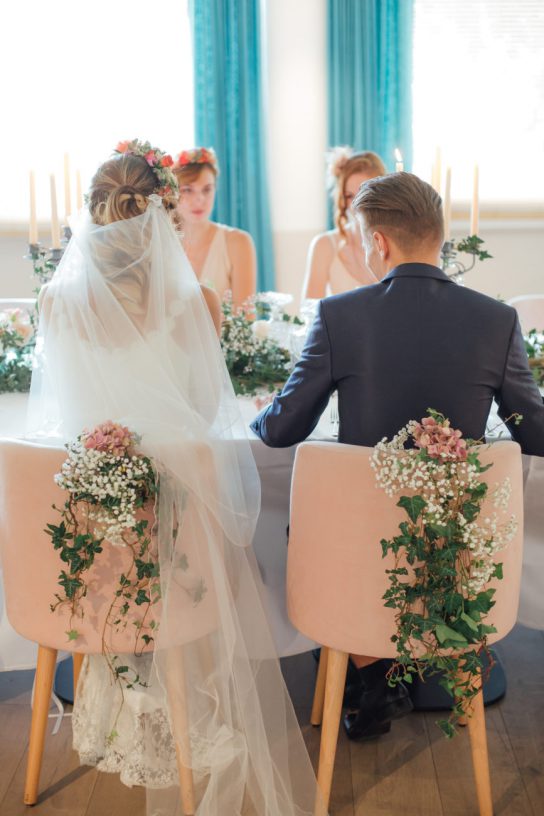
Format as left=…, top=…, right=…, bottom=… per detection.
left=0, top=438, right=198, bottom=812
left=287, top=440, right=523, bottom=816
left=508, top=294, right=544, bottom=333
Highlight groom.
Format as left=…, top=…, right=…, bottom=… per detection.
left=251, top=172, right=544, bottom=739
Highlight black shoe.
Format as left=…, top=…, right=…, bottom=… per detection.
left=343, top=713, right=391, bottom=741
left=345, top=681, right=413, bottom=741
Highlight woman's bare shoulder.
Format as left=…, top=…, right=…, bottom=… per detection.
left=222, top=225, right=255, bottom=250
left=308, top=230, right=337, bottom=258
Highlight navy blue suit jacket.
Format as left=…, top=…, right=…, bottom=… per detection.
left=250, top=264, right=544, bottom=455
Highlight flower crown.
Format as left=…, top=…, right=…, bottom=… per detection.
left=326, top=145, right=354, bottom=189
left=174, top=147, right=218, bottom=171
left=115, top=139, right=179, bottom=197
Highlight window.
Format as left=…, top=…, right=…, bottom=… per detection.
left=0, top=0, right=194, bottom=224
left=412, top=0, right=544, bottom=203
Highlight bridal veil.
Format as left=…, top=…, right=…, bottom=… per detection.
left=27, top=198, right=323, bottom=815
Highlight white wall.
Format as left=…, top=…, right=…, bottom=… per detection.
left=264, top=0, right=327, bottom=308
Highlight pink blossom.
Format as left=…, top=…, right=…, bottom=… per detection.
left=82, top=421, right=134, bottom=456
left=144, top=150, right=158, bottom=167
left=413, top=414, right=468, bottom=461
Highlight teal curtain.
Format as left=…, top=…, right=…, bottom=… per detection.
left=189, top=0, right=275, bottom=291
left=328, top=0, right=414, bottom=171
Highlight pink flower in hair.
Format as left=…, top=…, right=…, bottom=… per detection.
left=144, top=150, right=158, bottom=167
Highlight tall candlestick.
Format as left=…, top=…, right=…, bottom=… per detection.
left=394, top=147, right=404, bottom=172
left=29, top=170, right=38, bottom=244
left=76, top=170, right=83, bottom=210
left=50, top=173, right=61, bottom=249
left=470, top=164, right=479, bottom=235
left=64, top=153, right=72, bottom=218
left=432, top=146, right=442, bottom=193
left=443, top=167, right=452, bottom=241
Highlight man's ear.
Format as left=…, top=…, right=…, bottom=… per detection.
left=373, top=230, right=390, bottom=260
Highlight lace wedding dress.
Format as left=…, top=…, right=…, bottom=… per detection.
left=27, top=199, right=324, bottom=815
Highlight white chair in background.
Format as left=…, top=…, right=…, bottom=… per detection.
left=508, top=294, right=544, bottom=333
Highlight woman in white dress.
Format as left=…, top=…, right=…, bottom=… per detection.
left=27, top=141, right=323, bottom=816
left=302, top=147, right=387, bottom=299
left=173, top=148, right=256, bottom=308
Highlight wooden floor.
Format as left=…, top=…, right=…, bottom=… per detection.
left=1, top=624, right=543, bottom=815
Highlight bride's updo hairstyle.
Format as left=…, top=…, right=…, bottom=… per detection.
left=89, top=155, right=158, bottom=225
left=87, top=141, right=179, bottom=316
left=327, top=146, right=387, bottom=239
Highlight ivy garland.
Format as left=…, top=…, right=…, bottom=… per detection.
left=372, top=409, right=521, bottom=737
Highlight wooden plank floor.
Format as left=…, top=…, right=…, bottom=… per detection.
left=0, top=624, right=543, bottom=815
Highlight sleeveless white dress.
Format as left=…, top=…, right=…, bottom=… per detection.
left=199, top=224, right=234, bottom=300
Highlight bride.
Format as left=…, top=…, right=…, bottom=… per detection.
left=27, top=140, right=323, bottom=816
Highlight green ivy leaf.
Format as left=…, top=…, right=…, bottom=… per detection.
left=397, top=495, right=427, bottom=523
left=435, top=624, right=469, bottom=645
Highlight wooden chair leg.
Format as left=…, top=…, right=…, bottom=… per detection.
left=314, top=649, right=348, bottom=816
left=72, top=653, right=84, bottom=703
left=24, top=645, right=58, bottom=805
left=311, top=646, right=329, bottom=726
left=466, top=671, right=493, bottom=816
left=166, top=646, right=196, bottom=816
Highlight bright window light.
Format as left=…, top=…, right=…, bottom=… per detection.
left=0, top=0, right=194, bottom=226
left=412, top=0, right=544, bottom=203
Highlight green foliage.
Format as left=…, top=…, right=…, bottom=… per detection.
left=220, top=297, right=293, bottom=397
left=455, top=235, right=493, bottom=261
left=525, top=330, right=544, bottom=388
left=378, top=412, right=507, bottom=738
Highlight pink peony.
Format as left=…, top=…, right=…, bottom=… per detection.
left=144, top=150, right=158, bottom=167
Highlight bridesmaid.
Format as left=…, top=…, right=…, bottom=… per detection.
left=173, top=147, right=257, bottom=308
left=302, top=147, right=387, bottom=299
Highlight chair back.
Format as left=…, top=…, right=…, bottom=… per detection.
left=508, top=294, right=544, bottom=333
left=0, top=438, right=156, bottom=654
left=287, top=440, right=524, bottom=657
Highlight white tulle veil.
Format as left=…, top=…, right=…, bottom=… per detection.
left=27, top=197, right=322, bottom=815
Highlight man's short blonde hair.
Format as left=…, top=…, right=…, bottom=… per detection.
left=352, top=172, right=444, bottom=251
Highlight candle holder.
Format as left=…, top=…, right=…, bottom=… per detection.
left=24, top=241, right=65, bottom=287
left=441, top=235, right=492, bottom=285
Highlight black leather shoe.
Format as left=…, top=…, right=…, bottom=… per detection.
left=344, top=682, right=413, bottom=741
left=343, top=712, right=392, bottom=741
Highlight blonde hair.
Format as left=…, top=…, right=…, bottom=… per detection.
left=352, top=172, right=444, bottom=251
left=89, top=154, right=178, bottom=225
left=88, top=155, right=178, bottom=316
left=327, top=146, right=387, bottom=239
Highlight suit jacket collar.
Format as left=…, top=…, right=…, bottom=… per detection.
left=382, top=263, right=453, bottom=284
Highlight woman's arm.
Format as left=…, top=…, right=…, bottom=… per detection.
left=200, top=284, right=222, bottom=337
left=301, top=233, right=334, bottom=300
left=225, top=229, right=257, bottom=309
